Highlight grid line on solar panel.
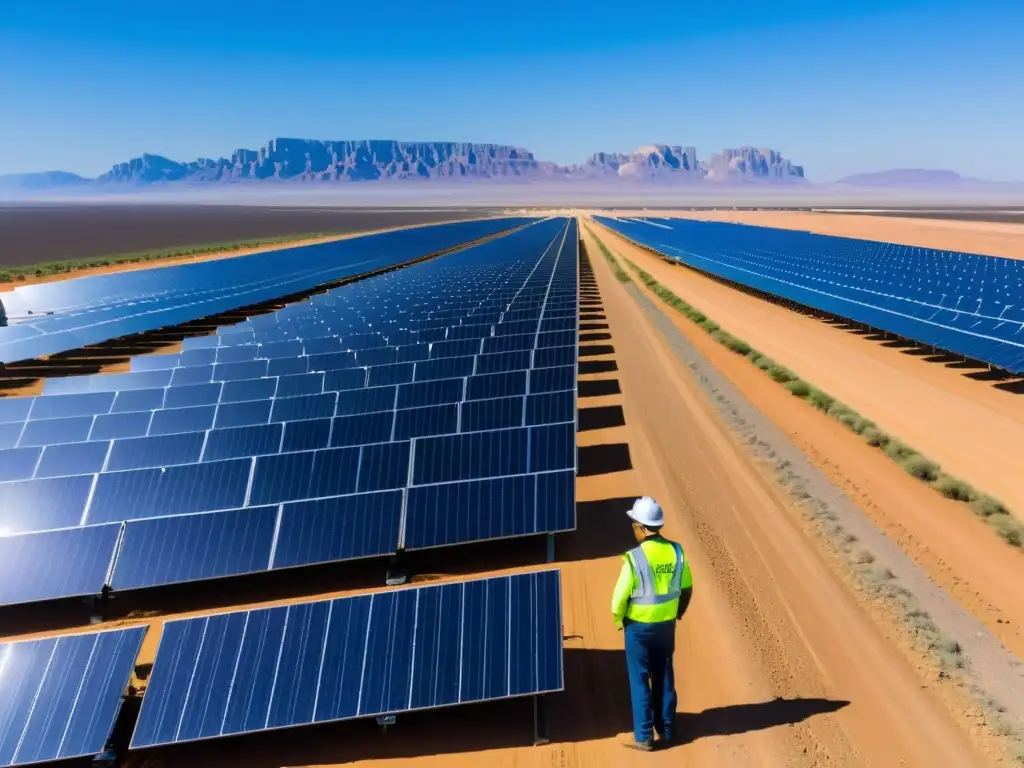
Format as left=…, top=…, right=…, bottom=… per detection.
left=0, top=626, right=147, bottom=767
left=597, top=216, right=1024, bottom=373
left=129, top=570, right=562, bottom=750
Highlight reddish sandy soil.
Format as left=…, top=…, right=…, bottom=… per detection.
left=587, top=221, right=1024, bottom=659
left=0, top=216, right=1004, bottom=766
left=598, top=209, right=1024, bottom=260
left=588, top=219, right=1024, bottom=519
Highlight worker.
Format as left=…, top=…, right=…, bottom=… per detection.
left=611, top=496, right=693, bottom=751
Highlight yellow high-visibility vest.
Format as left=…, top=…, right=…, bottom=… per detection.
left=613, top=537, right=693, bottom=624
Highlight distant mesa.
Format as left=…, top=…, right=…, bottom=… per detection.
left=836, top=169, right=970, bottom=187
left=0, top=170, right=89, bottom=190
left=3, top=138, right=807, bottom=189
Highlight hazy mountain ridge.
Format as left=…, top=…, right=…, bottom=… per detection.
left=0, top=138, right=808, bottom=189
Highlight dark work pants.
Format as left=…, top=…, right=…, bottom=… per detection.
left=624, top=619, right=677, bottom=743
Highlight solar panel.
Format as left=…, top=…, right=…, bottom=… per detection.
left=597, top=215, right=1024, bottom=373
left=129, top=569, right=562, bottom=750
left=0, top=216, right=578, bottom=599
left=0, top=524, right=120, bottom=606
left=0, top=626, right=146, bottom=766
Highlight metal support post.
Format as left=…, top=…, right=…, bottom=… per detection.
left=533, top=695, right=550, bottom=746
left=545, top=533, right=555, bottom=563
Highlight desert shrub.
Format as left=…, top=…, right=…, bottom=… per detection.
left=785, top=379, right=811, bottom=397
left=901, top=454, right=941, bottom=482
left=883, top=439, right=916, bottom=462
left=807, top=388, right=835, bottom=411
left=861, top=426, right=887, bottom=446
left=989, top=514, right=1024, bottom=547
left=754, top=355, right=775, bottom=371
left=970, top=495, right=1008, bottom=518
left=931, top=475, right=978, bottom=502
left=767, top=365, right=797, bottom=383
left=724, top=336, right=752, bottom=355
left=701, top=320, right=720, bottom=333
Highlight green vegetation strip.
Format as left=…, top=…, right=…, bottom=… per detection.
left=591, top=232, right=1023, bottom=550
left=0, top=232, right=346, bottom=284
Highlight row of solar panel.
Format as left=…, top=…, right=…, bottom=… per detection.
left=1, top=419, right=577, bottom=538
left=0, top=387, right=576, bottom=485
left=0, top=469, right=574, bottom=607
left=0, top=217, right=539, bottom=364
left=599, top=217, right=1024, bottom=372
left=37, top=327, right=575, bottom=400
left=129, top=318, right=575, bottom=374
left=0, top=364, right=576, bottom=456
left=0, top=569, right=562, bottom=766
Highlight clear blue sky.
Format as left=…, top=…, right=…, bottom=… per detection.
left=1, top=0, right=1021, bottom=181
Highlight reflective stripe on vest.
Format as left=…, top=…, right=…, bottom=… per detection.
left=627, top=541, right=683, bottom=605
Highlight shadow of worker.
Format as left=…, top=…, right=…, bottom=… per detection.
left=678, top=696, right=850, bottom=744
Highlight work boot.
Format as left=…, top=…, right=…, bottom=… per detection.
left=622, top=739, right=655, bottom=752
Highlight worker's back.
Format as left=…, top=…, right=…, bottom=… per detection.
left=623, top=535, right=690, bottom=625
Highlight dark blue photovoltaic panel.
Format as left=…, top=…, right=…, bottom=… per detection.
left=149, top=405, right=216, bottom=436
left=220, top=376, right=277, bottom=404
left=367, top=362, right=415, bottom=387
left=276, top=372, right=325, bottom=398
left=397, top=378, right=464, bottom=409
left=202, top=423, right=283, bottom=462
left=111, top=507, right=279, bottom=591
left=415, top=356, right=474, bottom=382
left=465, top=370, right=527, bottom=400
left=131, top=570, right=562, bottom=749
left=0, top=447, right=41, bottom=482
left=87, top=459, right=251, bottom=524
left=271, top=392, right=337, bottom=423
left=163, top=382, right=222, bottom=409
left=356, top=346, right=398, bottom=367
left=0, top=422, right=22, bottom=450
left=533, top=345, right=576, bottom=368
left=214, top=398, right=273, bottom=429
left=393, top=403, right=458, bottom=439
left=357, top=441, right=411, bottom=492
left=413, top=428, right=528, bottom=485
left=0, top=474, right=93, bottom=534
left=597, top=215, right=1024, bottom=373
left=334, top=385, right=395, bottom=416
left=324, top=367, right=369, bottom=393
left=328, top=411, right=395, bottom=447
left=0, top=398, right=32, bottom=424
left=308, top=351, right=359, bottom=372
left=35, top=440, right=110, bottom=478
left=526, top=390, right=576, bottom=426
left=28, top=391, right=115, bottom=421
left=111, top=387, right=166, bottom=413
left=106, top=432, right=205, bottom=471
left=268, top=356, right=310, bottom=377
left=475, top=350, right=532, bottom=374
left=530, top=423, right=576, bottom=472
left=19, top=416, right=93, bottom=447
left=249, top=447, right=359, bottom=506
left=460, top=396, right=524, bottom=432
left=281, top=418, right=332, bottom=452
left=91, top=410, right=152, bottom=440
left=170, top=364, right=213, bottom=387
left=529, top=365, right=576, bottom=394
left=0, top=627, right=146, bottom=766
left=0, top=524, right=120, bottom=607
left=271, top=491, right=402, bottom=569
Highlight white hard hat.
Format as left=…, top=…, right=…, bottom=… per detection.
left=627, top=496, right=664, bottom=528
